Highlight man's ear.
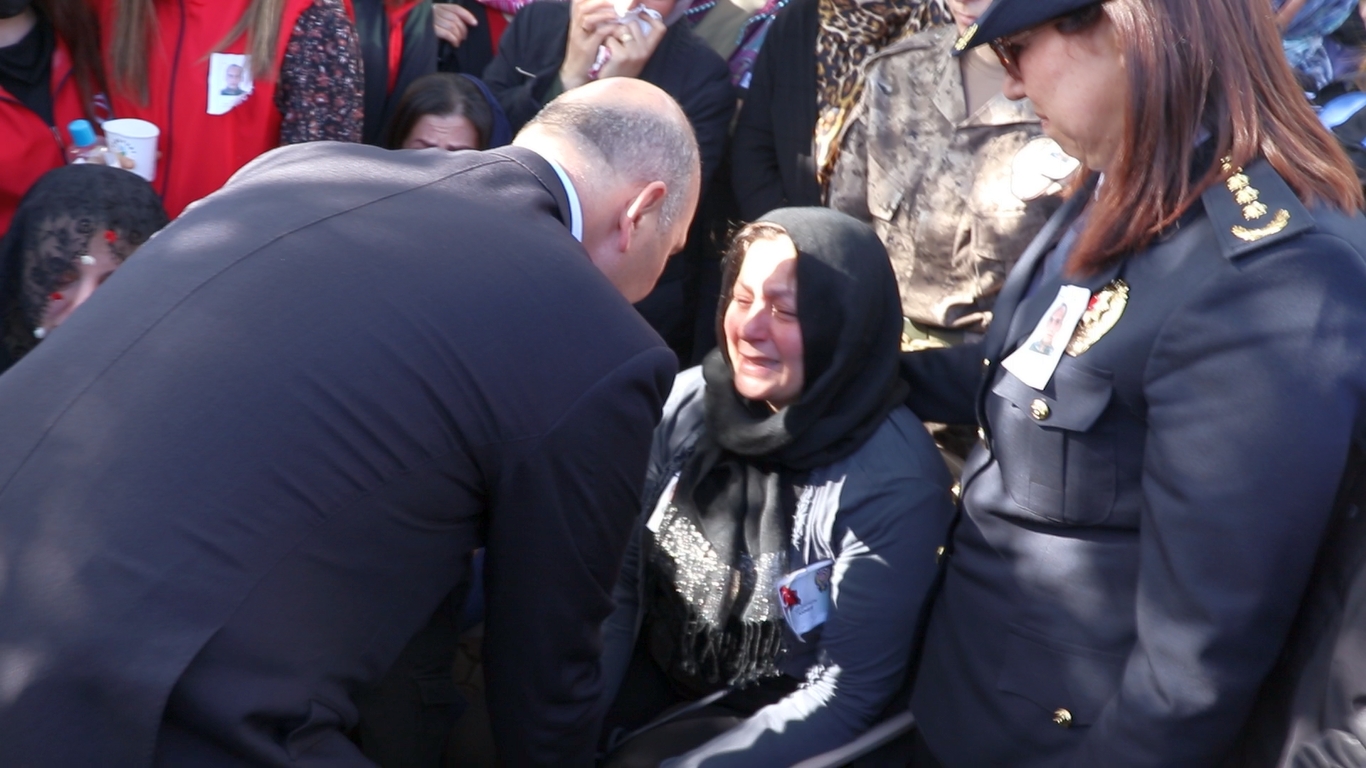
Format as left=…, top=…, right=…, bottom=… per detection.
left=615, top=181, right=669, bottom=253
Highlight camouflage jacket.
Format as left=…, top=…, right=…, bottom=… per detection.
left=828, top=25, right=1062, bottom=334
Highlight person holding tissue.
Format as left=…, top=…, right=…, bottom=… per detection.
left=593, top=208, right=955, bottom=768
left=483, top=0, right=733, bottom=189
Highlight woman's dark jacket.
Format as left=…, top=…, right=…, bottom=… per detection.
left=730, top=0, right=818, bottom=221
left=599, top=368, right=955, bottom=766
left=482, top=0, right=736, bottom=188
left=900, top=161, right=1366, bottom=766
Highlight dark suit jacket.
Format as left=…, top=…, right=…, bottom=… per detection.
left=901, top=161, right=1366, bottom=766
left=1226, top=450, right=1366, bottom=768
left=0, top=144, right=677, bottom=766
left=730, top=0, right=819, bottom=221
left=481, top=0, right=735, bottom=189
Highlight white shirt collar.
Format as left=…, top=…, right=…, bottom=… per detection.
left=542, top=157, right=583, bottom=242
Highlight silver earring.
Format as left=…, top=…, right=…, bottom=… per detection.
left=32, top=327, right=46, bottom=339
left=79, top=254, right=96, bottom=266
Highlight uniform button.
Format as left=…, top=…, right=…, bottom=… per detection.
left=977, top=427, right=986, bottom=441
left=982, top=358, right=990, bottom=367
left=935, top=545, right=946, bottom=563
left=1052, top=708, right=1073, bottom=728
left=1030, top=399, right=1051, bottom=421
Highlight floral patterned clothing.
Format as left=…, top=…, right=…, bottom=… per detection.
left=276, top=0, right=365, bottom=144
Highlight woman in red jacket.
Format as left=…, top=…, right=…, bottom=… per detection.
left=95, top=0, right=366, bottom=218
left=0, top=0, right=105, bottom=236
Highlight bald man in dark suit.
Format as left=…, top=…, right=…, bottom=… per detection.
left=0, top=79, right=700, bottom=766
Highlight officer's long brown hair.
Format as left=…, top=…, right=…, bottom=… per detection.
left=1061, top=0, right=1364, bottom=274
left=108, top=0, right=288, bottom=103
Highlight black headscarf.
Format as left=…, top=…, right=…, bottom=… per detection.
left=646, top=207, right=906, bottom=689
left=0, top=164, right=168, bottom=372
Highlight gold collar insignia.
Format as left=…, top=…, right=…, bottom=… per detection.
left=954, top=23, right=977, bottom=51
left=1221, top=157, right=1290, bottom=242
left=1065, top=279, right=1128, bottom=357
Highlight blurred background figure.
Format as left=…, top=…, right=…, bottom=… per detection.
left=1279, top=0, right=1366, bottom=188
left=0, top=0, right=107, bottom=237
left=729, top=0, right=948, bottom=220
left=681, top=0, right=786, bottom=89
left=827, top=0, right=1062, bottom=469
left=830, top=0, right=1060, bottom=349
left=384, top=71, right=510, bottom=150
left=484, top=0, right=732, bottom=189
left=0, top=163, right=167, bottom=373
left=348, top=0, right=439, bottom=146
left=92, top=0, right=365, bottom=218
left=1275, top=0, right=1360, bottom=94
left=432, top=0, right=528, bottom=77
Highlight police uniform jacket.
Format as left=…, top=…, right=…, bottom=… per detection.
left=0, top=143, right=677, bottom=766
left=900, top=160, right=1366, bottom=766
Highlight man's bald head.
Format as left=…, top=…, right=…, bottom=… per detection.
left=514, top=79, right=699, bottom=230
left=511, top=80, right=701, bottom=303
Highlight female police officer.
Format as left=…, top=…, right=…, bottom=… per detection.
left=899, top=0, right=1366, bottom=765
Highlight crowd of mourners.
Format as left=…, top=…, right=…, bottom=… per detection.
left=7, top=0, right=1366, bottom=765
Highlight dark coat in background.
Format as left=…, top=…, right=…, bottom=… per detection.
left=436, top=0, right=499, bottom=77
left=354, top=0, right=439, bottom=146
left=900, top=161, right=1366, bottom=766
left=482, top=0, right=735, bottom=190
left=0, top=143, right=676, bottom=766
left=1228, top=450, right=1366, bottom=768
left=730, top=0, right=819, bottom=221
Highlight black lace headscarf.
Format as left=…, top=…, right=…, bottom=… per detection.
left=0, top=164, right=168, bottom=372
left=644, top=207, right=906, bottom=691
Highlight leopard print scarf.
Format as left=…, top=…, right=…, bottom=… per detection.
left=813, top=0, right=950, bottom=192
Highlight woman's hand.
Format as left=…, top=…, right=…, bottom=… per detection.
left=596, top=11, right=666, bottom=80
left=434, top=3, right=480, bottom=47
left=560, top=0, right=624, bottom=90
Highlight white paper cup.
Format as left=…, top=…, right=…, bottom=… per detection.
left=102, top=118, right=160, bottom=182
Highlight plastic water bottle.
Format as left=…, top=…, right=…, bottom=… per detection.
left=67, top=119, right=109, bottom=165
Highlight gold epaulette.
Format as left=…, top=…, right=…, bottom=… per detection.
left=1200, top=157, right=1314, bottom=259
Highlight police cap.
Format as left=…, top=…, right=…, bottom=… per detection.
left=953, top=0, right=1105, bottom=54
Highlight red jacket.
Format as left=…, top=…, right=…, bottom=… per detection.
left=93, top=0, right=317, bottom=218
left=0, top=38, right=89, bottom=236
